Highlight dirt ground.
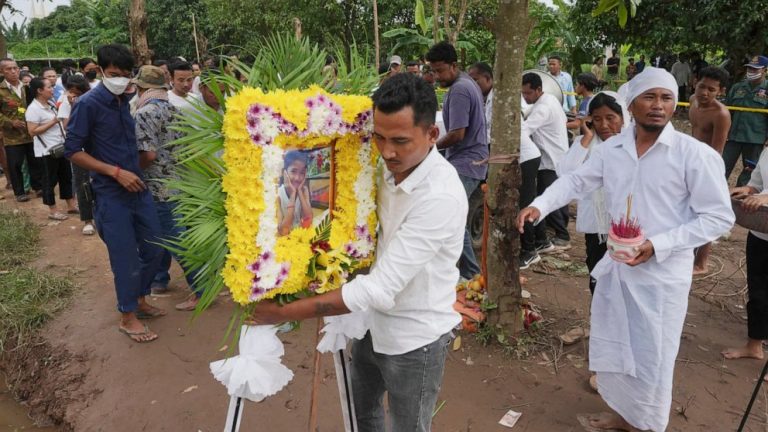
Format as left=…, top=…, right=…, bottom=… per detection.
left=2, top=161, right=768, bottom=431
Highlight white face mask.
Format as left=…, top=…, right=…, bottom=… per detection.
left=102, top=76, right=131, bottom=95
left=746, top=71, right=764, bottom=81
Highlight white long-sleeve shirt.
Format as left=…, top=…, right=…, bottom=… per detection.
left=523, top=93, right=568, bottom=171
left=747, top=147, right=768, bottom=241
left=557, top=134, right=606, bottom=234
left=530, top=122, right=734, bottom=431
left=342, top=146, right=464, bottom=355
left=484, top=90, right=540, bottom=164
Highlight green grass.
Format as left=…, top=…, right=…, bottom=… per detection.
left=0, top=210, right=75, bottom=352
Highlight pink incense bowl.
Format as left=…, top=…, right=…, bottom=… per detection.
left=607, top=228, right=645, bottom=263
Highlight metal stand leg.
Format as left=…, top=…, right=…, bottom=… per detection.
left=738, top=357, right=768, bottom=431
left=224, top=396, right=245, bottom=432
left=333, top=349, right=358, bottom=432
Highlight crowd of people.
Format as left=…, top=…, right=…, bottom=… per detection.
left=2, top=39, right=768, bottom=432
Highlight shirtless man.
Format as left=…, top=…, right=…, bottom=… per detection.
left=689, top=66, right=731, bottom=275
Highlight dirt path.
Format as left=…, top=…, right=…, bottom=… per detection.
left=2, top=189, right=767, bottom=431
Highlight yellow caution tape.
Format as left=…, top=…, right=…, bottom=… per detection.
left=676, top=101, right=768, bottom=114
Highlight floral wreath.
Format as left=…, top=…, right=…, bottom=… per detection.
left=221, top=85, right=378, bottom=305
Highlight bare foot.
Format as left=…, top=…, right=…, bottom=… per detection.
left=692, top=265, right=708, bottom=276
left=587, top=412, right=633, bottom=431
left=722, top=343, right=765, bottom=360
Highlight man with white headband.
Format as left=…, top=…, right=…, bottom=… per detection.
left=517, top=67, right=734, bottom=431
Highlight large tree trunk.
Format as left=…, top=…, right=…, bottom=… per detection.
left=485, top=0, right=532, bottom=333
left=0, top=0, right=7, bottom=58
left=129, top=0, right=152, bottom=65
left=374, top=0, right=380, bottom=70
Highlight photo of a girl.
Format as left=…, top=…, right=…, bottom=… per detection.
left=278, top=150, right=314, bottom=236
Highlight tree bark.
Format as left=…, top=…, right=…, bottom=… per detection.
left=128, top=0, right=152, bottom=65
left=0, top=0, right=7, bottom=58
left=485, top=0, right=532, bottom=333
left=432, top=0, right=440, bottom=43
left=374, top=0, right=381, bottom=70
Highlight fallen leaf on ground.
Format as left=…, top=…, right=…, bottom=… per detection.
left=452, top=336, right=462, bottom=351
left=182, top=385, right=198, bottom=394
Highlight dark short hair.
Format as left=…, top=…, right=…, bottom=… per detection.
left=699, top=66, right=729, bottom=87
left=576, top=72, right=599, bottom=91
left=79, top=57, right=96, bottom=70
left=426, top=41, right=457, bottom=64
left=548, top=55, right=562, bottom=63
left=64, top=75, right=90, bottom=94
left=406, top=60, right=420, bottom=68
left=96, top=44, right=134, bottom=71
left=522, top=72, right=542, bottom=90
left=284, top=150, right=308, bottom=169
left=377, top=63, right=389, bottom=75
left=19, top=71, right=31, bottom=80
left=588, top=92, right=623, bottom=117
left=169, top=61, right=193, bottom=77
left=40, top=67, right=56, bottom=76
left=153, top=59, right=168, bottom=67
left=29, top=77, right=48, bottom=97
left=372, top=73, right=437, bottom=128
left=469, top=62, right=493, bottom=79
left=62, top=59, right=76, bottom=69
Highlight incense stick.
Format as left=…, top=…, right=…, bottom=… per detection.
left=626, top=194, right=633, bottom=221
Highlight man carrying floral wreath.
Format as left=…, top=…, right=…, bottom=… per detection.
left=249, top=73, right=465, bottom=432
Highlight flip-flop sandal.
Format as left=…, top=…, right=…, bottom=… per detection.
left=119, top=324, right=157, bottom=343
left=136, top=307, right=167, bottom=319
left=576, top=414, right=623, bottom=432
left=48, top=212, right=68, bottom=221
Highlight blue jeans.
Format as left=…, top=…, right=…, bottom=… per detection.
left=458, top=175, right=481, bottom=279
left=151, top=200, right=201, bottom=297
left=351, top=331, right=452, bottom=432
left=93, top=190, right=162, bottom=313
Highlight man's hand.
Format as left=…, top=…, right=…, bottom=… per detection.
left=625, top=240, right=654, bottom=266
left=12, top=120, right=25, bottom=130
left=247, top=300, right=287, bottom=325
left=731, top=186, right=756, bottom=199
left=114, top=168, right=146, bottom=192
left=517, top=207, right=541, bottom=233
left=741, top=194, right=768, bottom=213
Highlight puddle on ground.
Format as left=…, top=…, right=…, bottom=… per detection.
left=1, top=375, right=53, bottom=432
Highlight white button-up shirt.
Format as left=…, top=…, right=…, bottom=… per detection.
left=557, top=134, right=607, bottom=234
left=342, top=146, right=464, bottom=355
left=748, top=147, right=768, bottom=241
left=533, top=122, right=734, bottom=262
left=523, top=93, right=569, bottom=171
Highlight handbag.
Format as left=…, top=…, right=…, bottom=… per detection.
left=36, top=133, right=66, bottom=158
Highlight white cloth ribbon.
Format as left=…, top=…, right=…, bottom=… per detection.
left=316, top=312, right=369, bottom=353
left=210, top=325, right=294, bottom=402
left=588, top=258, right=637, bottom=377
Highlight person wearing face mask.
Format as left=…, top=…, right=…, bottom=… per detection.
left=79, top=57, right=101, bottom=89
left=64, top=44, right=164, bottom=344
left=723, top=55, right=768, bottom=186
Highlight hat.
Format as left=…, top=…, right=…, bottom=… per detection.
left=744, top=55, right=768, bottom=69
left=131, top=65, right=168, bottom=89
left=389, top=55, right=402, bottom=65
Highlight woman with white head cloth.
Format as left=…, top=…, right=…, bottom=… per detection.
left=518, top=67, right=734, bottom=431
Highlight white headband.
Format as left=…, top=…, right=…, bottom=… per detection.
left=624, top=66, right=678, bottom=106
